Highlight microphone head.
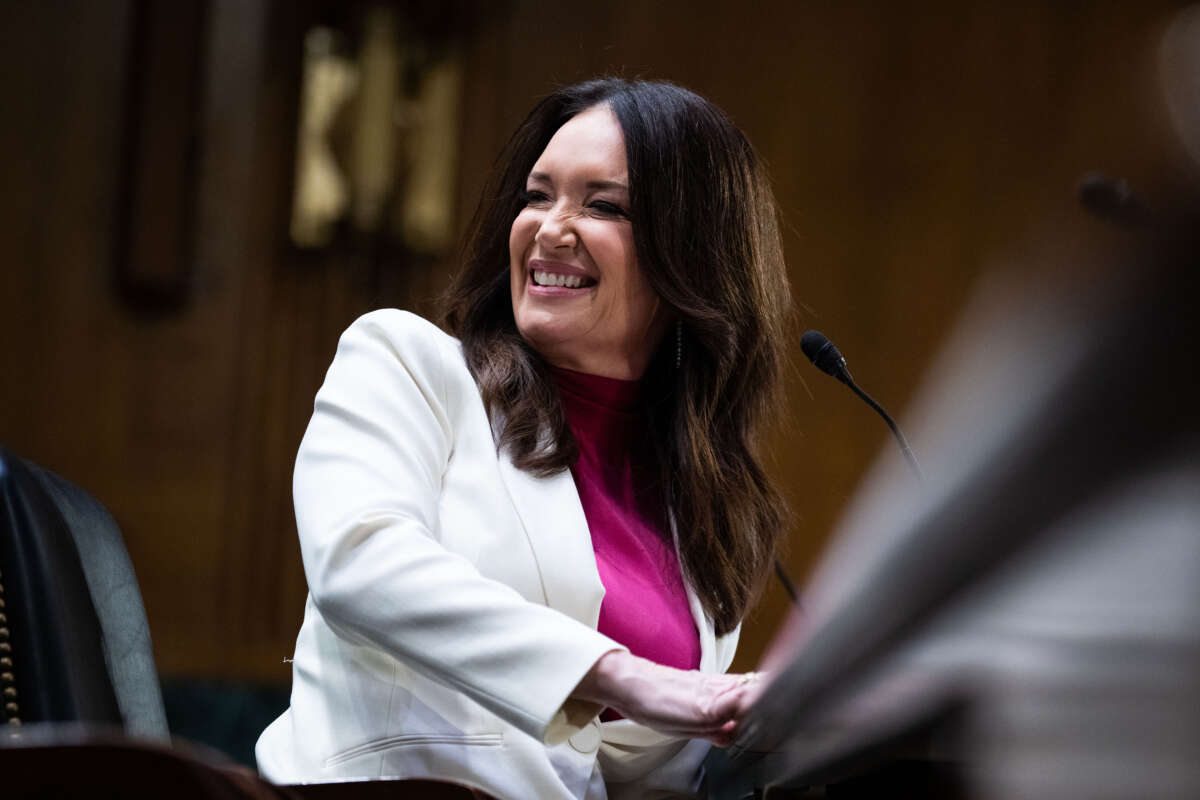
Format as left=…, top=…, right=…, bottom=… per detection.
left=800, top=330, right=848, bottom=379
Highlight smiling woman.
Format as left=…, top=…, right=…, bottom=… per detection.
left=257, top=78, right=792, bottom=799
left=509, top=105, right=666, bottom=380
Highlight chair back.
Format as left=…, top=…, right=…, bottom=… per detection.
left=0, top=447, right=167, bottom=738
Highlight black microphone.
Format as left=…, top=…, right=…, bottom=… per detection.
left=801, top=330, right=924, bottom=481
left=800, top=330, right=852, bottom=383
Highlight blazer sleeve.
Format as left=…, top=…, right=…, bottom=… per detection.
left=293, top=310, right=622, bottom=744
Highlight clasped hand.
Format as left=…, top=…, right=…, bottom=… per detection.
left=572, top=650, right=764, bottom=747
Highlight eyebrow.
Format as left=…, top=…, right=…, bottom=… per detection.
left=527, top=171, right=628, bottom=192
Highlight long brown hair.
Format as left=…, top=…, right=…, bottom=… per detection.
left=442, top=79, right=790, bottom=635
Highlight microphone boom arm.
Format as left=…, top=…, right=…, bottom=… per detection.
left=839, top=374, right=924, bottom=482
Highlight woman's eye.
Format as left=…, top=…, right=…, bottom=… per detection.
left=589, top=200, right=629, bottom=218
left=520, top=189, right=550, bottom=206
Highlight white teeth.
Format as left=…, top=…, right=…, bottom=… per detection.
left=533, top=270, right=587, bottom=288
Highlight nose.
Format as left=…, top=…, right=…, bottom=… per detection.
left=534, top=201, right=577, bottom=250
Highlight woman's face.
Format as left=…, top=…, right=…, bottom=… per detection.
left=509, top=104, right=668, bottom=380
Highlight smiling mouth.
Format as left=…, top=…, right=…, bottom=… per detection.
left=531, top=269, right=597, bottom=289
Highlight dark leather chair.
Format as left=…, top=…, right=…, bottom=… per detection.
left=0, top=446, right=167, bottom=738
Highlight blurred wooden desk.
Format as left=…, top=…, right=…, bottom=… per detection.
left=0, top=728, right=479, bottom=799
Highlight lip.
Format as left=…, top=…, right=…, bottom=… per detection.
left=526, top=258, right=597, bottom=295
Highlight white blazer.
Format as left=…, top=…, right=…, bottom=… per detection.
left=255, top=310, right=739, bottom=800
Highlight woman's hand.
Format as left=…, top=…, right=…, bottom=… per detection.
left=571, top=650, right=758, bottom=746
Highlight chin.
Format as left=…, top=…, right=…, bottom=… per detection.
left=516, top=297, right=580, bottom=328
left=516, top=317, right=579, bottom=357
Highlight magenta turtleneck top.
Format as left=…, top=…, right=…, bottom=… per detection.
left=550, top=367, right=701, bottom=688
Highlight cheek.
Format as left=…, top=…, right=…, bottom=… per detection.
left=509, top=214, right=534, bottom=268
left=509, top=214, right=535, bottom=296
left=607, top=238, right=656, bottom=320
left=627, top=273, right=664, bottom=331
left=612, top=247, right=666, bottom=340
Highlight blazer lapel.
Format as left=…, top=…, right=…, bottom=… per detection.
left=685, top=580, right=717, bottom=673
left=670, top=513, right=718, bottom=673
left=496, top=450, right=718, bottom=670
left=496, top=454, right=606, bottom=629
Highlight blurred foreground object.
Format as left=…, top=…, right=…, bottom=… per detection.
left=718, top=7, right=1200, bottom=799
left=0, top=725, right=475, bottom=798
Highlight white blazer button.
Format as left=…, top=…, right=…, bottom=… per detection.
left=568, top=722, right=601, bottom=753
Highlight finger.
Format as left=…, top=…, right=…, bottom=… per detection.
left=712, top=677, right=746, bottom=697
left=699, top=682, right=747, bottom=726
left=707, top=720, right=739, bottom=748
left=709, top=732, right=734, bottom=748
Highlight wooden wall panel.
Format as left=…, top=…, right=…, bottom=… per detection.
left=1, top=0, right=1186, bottom=685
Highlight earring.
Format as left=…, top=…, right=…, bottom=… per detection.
left=675, top=320, right=683, bottom=369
